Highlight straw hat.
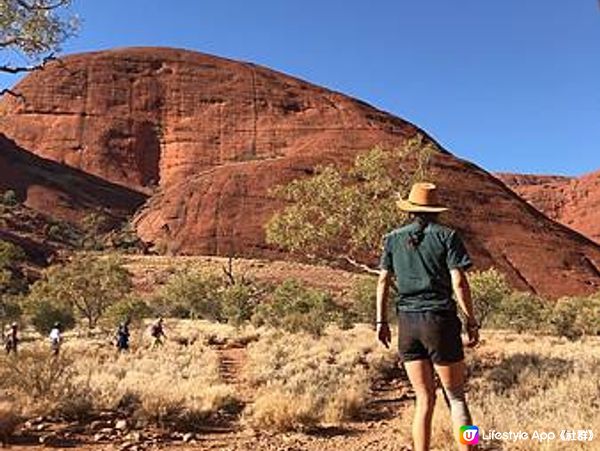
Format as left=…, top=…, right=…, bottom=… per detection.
left=396, top=182, right=448, bottom=213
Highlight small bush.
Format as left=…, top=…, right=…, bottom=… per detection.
left=220, top=282, right=262, bottom=328
left=348, top=276, right=396, bottom=325
left=1, top=190, right=18, bottom=207
left=547, top=295, right=600, bottom=340
left=29, top=301, right=75, bottom=335
left=154, top=268, right=222, bottom=320
left=0, top=349, right=78, bottom=414
left=469, top=268, right=511, bottom=327
left=104, top=296, right=152, bottom=327
left=0, top=401, right=20, bottom=445
left=251, top=280, right=340, bottom=336
left=491, top=291, right=549, bottom=333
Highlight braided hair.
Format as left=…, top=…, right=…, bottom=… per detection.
left=406, top=212, right=439, bottom=248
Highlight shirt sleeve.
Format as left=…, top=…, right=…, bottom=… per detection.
left=379, top=235, right=394, bottom=271
left=446, top=231, right=472, bottom=270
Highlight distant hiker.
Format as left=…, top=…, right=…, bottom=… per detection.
left=116, top=318, right=131, bottom=352
left=150, top=317, right=166, bottom=348
left=4, top=323, right=19, bottom=355
left=376, top=183, right=480, bottom=451
left=49, top=322, right=62, bottom=356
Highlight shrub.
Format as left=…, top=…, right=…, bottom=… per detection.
left=27, top=255, right=132, bottom=329
left=547, top=295, right=600, bottom=340
left=0, top=348, right=78, bottom=412
left=468, top=268, right=511, bottom=327
left=491, top=291, right=549, bottom=333
left=104, top=296, right=152, bottom=327
left=0, top=401, right=20, bottom=445
left=1, top=190, right=18, bottom=207
left=348, top=276, right=396, bottom=325
left=154, top=268, right=222, bottom=320
left=29, top=300, right=75, bottom=335
left=220, top=282, right=262, bottom=328
left=251, top=279, right=340, bottom=336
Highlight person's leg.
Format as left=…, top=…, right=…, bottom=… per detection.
left=404, top=359, right=436, bottom=451
left=434, top=361, right=474, bottom=451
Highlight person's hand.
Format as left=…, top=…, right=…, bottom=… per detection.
left=465, top=320, right=480, bottom=348
left=377, top=322, right=391, bottom=348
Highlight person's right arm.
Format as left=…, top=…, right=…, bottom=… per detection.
left=450, top=267, right=479, bottom=346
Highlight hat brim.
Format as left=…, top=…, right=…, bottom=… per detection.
left=396, top=199, right=449, bottom=213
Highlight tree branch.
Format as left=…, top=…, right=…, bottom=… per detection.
left=340, top=255, right=380, bottom=275
left=16, top=0, right=71, bottom=11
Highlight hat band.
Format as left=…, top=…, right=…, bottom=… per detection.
left=406, top=199, right=441, bottom=208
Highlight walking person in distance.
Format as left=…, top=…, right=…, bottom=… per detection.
left=376, top=182, right=480, bottom=451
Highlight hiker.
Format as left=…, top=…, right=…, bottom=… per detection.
left=49, top=322, right=62, bottom=356
left=4, top=322, right=19, bottom=355
left=150, top=317, right=166, bottom=348
left=116, top=318, right=131, bottom=352
left=376, top=183, right=480, bottom=451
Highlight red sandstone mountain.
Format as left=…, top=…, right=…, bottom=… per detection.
left=1, top=47, right=599, bottom=297
left=497, top=171, right=600, bottom=245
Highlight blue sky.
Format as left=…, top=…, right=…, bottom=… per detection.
left=2, top=0, right=599, bottom=175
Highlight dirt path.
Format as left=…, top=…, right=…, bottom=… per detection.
left=216, top=345, right=253, bottom=403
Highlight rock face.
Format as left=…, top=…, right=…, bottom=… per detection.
left=497, top=172, right=600, bottom=245
left=1, top=47, right=600, bottom=297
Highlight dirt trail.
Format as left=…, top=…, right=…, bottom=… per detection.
left=216, top=345, right=253, bottom=403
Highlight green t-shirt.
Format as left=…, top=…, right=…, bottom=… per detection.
left=379, top=221, right=472, bottom=312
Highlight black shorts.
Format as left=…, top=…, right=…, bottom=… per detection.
left=397, top=310, right=464, bottom=364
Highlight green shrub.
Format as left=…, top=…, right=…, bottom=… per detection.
left=491, top=291, right=549, bottom=333
left=154, top=268, right=222, bottom=320
left=29, top=300, right=75, bottom=335
left=27, top=255, right=132, bottom=329
left=252, top=279, right=340, bottom=336
left=220, top=282, right=262, bottom=328
left=469, top=268, right=511, bottom=327
left=547, top=295, right=600, bottom=340
left=1, top=190, right=18, bottom=207
left=104, top=296, right=152, bottom=327
left=348, top=276, right=396, bottom=325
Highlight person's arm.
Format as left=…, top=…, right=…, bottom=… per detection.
left=376, top=269, right=392, bottom=348
left=450, top=267, right=479, bottom=346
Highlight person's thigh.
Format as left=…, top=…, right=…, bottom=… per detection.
left=433, top=360, right=466, bottom=390
left=404, top=359, right=436, bottom=395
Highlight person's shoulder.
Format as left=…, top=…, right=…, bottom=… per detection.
left=428, top=222, right=458, bottom=237
left=384, top=223, right=415, bottom=239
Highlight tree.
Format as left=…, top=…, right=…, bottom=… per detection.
left=0, top=240, right=26, bottom=330
left=266, top=135, right=435, bottom=272
left=27, top=254, right=132, bottom=329
left=1, top=0, right=79, bottom=96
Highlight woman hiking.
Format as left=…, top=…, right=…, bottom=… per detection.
left=376, top=182, right=480, bottom=451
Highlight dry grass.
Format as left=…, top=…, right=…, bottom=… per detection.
left=244, top=324, right=396, bottom=431
left=417, top=331, right=600, bottom=451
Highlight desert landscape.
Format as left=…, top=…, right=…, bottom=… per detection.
left=1, top=2, right=599, bottom=450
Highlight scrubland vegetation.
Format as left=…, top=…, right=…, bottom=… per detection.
left=0, top=241, right=598, bottom=449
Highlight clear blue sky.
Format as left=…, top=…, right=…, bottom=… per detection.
left=2, top=0, right=599, bottom=175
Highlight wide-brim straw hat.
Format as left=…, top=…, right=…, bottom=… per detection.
left=396, top=182, right=449, bottom=213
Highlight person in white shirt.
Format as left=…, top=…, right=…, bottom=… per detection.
left=49, top=322, right=62, bottom=356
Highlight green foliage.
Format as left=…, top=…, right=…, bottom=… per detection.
left=0, top=0, right=78, bottom=71
left=1, top=190, right=18, bottom=206
left=29, top=300, right=75, bottom=335
left=252, top=279, right=340, bottom=336
left=347, top=276, right=394, bottom=325
left=28, top=255, right=132, bottom=329
left=220, top=282, right=263, bottom=328
left=547, top=295, right=600, bottom=340
left=80, top=212, right=112, bottom=250
left=153, top=268, right=223, bottom=320
left=0, top=294, right=22, bottom=327
left=266, top=136, right=435, bottom=266
left=104, top=295, right=152, bottom=327
left=468, top=268, right=512, bottom=327
left=0, top=240, right=24, bottom=270
left=491, top=291, right=549, bottom=333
